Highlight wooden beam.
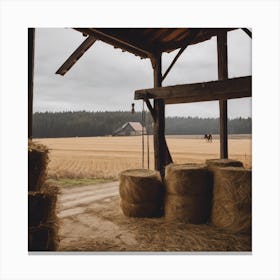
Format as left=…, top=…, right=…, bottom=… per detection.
left=144, top=99, right=155, bottom=119
left=162, top=29, right=201, bottom=82
left=153, top=53, right=166, bottom=177
left=217, top=31, right=229, bottom=159
left=74, top=28, right=152, bottom=59
left=28, top=28, right=35, bottom=139
left=150, top=29, right=178, bottom=42
left=160, top=28, right=236, bottom=52
left=56, top=36, right=96, bottom=76
left=144, top=99, right=173, bottom=165
left=242, top=28, right=252, bottom=38
left=135, top=76, right=251, bottom=103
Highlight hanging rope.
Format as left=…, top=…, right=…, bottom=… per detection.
left=141, top=100, right=145, bottom=169
left=145, top=106, right=150, bottom=169
left=141, top=102, right=150, bottom=169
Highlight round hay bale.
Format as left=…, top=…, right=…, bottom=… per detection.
left=28, top=223, right=59, bottom=251
left=164, top=164, right=212, bottom=196
left=28, top=141, right=49, bottom=191
left=119, top=169, right=163, bottom=203
left=28, top=191, right=57, bottom=226
left=205, top=159, right=244, bottom=170
left=120, top=199, right=163, bottom=218
left=211, top=167, right=251, bottom=234
left=164, top=194, right=211, bottom=224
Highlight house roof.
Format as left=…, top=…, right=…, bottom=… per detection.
left=127, top=122, right=144, bottom=131
left=113, top=122, right=145, bottom=135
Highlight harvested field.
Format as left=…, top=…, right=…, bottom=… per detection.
left=58, top=181, right=251, bottom=252
left=36, top=135, right=251, bottom=179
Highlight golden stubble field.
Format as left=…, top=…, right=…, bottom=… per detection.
left=36, top=135, right=252, bottom=179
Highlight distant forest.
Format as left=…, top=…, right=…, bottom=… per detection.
left=33, top=111, right=252, bottom=138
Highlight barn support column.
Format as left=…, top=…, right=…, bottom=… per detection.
left=217, top=31, right=228, bottom=159
left=28, top=28, right=35, bottom=139
left=153, top=53, right=166, bottom=177
left=144, top=98, right=173, bottom=165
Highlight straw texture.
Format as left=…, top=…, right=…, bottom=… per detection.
left=211, top=167, right=252, bottom=234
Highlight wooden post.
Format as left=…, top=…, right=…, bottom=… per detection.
left=144, top=99, right=173, bottom=165
left=217, top=31, right=228, bottom=159
left=28, top=28, right=35, bottom=139
left=153, top=53, right=166, bottom=176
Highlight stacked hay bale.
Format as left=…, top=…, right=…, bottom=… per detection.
left=119, top=169, right=164, bottom=218
left=28, top=140, right=49, bottom=191
left=205, top=158, right=244, bottom=170
left=210, top=166, right=252, bottom=234
left=205, top=158, right=251, bottom=234
left=28, top=141, right=59, bottom=251
left=164, top=164, right=212, bottom=224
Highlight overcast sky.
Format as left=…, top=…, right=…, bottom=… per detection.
left=34, top=28, right=252, bottom=118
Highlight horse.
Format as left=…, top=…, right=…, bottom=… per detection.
left=204, top=134, right=213, bottom=142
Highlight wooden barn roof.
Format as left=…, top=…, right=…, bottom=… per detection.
left=74, top=28, right=236, bottom=56
left=56, top=28, right=239, bottom=75
left=127, top=122, right=145, bottom=132
left=113, top=122, right=146, bottom=135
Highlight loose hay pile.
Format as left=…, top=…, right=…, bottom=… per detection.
left=164, top=164, right=212, bottom=223
left=28, top=141, right=59, bottom=251
left=119, top=169, right=163, bottom=217
left=211, top=167, right=252, bottom=234
left=59, top=196, right=251, bottom=252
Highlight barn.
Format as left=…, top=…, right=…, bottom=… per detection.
left=113, top=122, right=146, bottom=136
left=28, top=27, right=252, bottom=253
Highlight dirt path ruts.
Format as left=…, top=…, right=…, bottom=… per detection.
left=58, top=181, right=119, bottom=218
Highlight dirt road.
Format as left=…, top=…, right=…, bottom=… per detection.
left=58, top=181, right=119, bottom=219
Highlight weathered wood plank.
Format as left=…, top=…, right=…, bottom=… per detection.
left=162, top=29, right=201, bottom=82
left=28, top=28, right=35, bottom=139
left=242, top=28, right=252, bottom=38
left=160, top=28, right=236, bottom=52
left=135, top=76, right=251, bottom=104
left=217, top=31, right=228, bottom=159
left=74, top=28, right=152, bottom=59
left=56, top=36, right=96, bottom=76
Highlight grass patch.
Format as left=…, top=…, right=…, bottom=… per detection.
left=46, top=177, right=115, bottom=188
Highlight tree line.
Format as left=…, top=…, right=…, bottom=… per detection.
left=32, top=111, right=252, bottom=138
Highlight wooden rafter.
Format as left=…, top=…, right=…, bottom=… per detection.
left=135, top=76, right=252, bottom=104
left=242, top=28, right=252, bottom=38
left=162, top=29, right=201, bottom=82
left=56, top=36, right=97, bottom=76
left=150, top=29, right=178, bottom=42
left=74, top=28, right=153, bottom=59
